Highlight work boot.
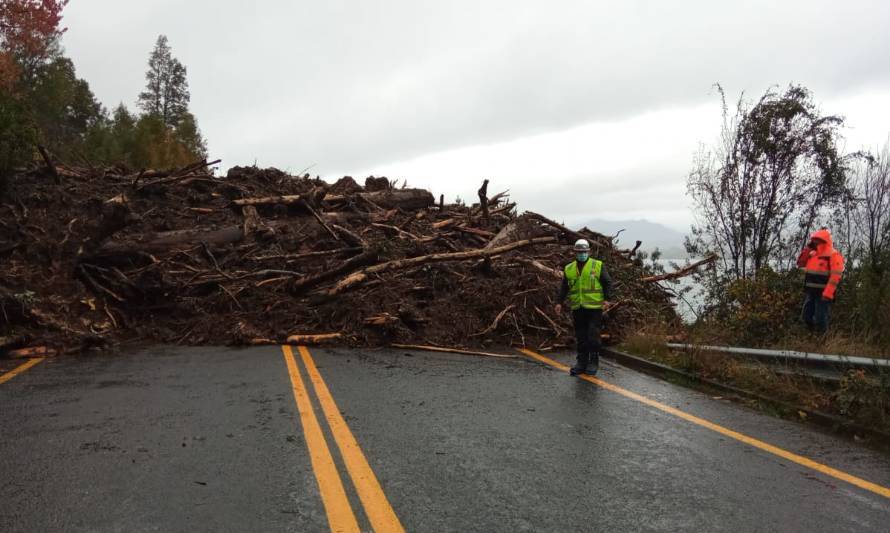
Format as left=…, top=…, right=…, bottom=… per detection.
left=585, top=353, right=599, bottom=375
left=570, top=352, right=589, bottom=376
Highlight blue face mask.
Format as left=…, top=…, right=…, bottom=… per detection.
left=576, top=252, right=589, bottom=262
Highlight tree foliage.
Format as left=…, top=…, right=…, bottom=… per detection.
left=686, top=85, right=849, bottom=280
left=0, top=0, right=68, bottom=87
left=27, top=56, right=103, bottom=155
left=1, top=12, right=208, bottom=173
left=137, top=35, right=190, bottom=128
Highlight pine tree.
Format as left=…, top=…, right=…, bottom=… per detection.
left=137, top=35, right=190, bottom=128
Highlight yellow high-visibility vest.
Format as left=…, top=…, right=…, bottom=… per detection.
left=564, top=258, right=604, bottom=310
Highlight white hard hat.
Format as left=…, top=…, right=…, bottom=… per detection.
left=573, top=239, right=590, bottom=252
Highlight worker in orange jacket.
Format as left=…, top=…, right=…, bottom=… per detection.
left=796, top=228, right=844, bottom=334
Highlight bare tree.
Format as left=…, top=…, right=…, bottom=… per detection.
left=845, top=140, right=890, bottom=269
left=686, top=85, right=849, bottom=280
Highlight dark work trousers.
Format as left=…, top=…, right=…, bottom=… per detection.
left=572, top=308, right=603, bottom=369
left=802, top=292, right=832, bottom=334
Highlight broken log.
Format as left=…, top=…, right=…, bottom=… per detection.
left=6, top=346, right=56, bottom=358
left=515, top=257, right=561, bottom=280
left=525, top=211, right=585, bottom=242
left=97, top=214, right=358, bottom=255
left=454, top=226, right=496, bottom=239
left=301, top=199, right=339, bottom=241
left=472, top=304, right=515, bottom=336
left=534, top=306, right=564, bottom=335
left=38, top=145, right=60, bottom=183
left=432, top=218, right=457, bottom=230
left=485, top=214, right=545, bottom=249
left=641, top=254, right=718, bottom=283
left=98, top=225, right=247, bottom=254
left=289, top=250, right=377, bottom=293
left=326, top=236, right=557, bottom=296
left=325, top=188, right=435, bottom=210
left=241, top=205, right=272, bottom=237
left=478, top=179, right=490, bottom=222
left=628, top=240, right=642, bottom=257
left=331, top=224, right=367, bottom=248
left=286, top=333, right=343, bottom=344
left=364, top=313, right=400, bottom=327
left=232, top=194, right=305, bottom=207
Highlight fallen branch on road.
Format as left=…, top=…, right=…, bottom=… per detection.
left=390, top=344, right=517, bottom=359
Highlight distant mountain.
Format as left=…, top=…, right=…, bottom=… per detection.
left=577, top=219, right=688, bottom=258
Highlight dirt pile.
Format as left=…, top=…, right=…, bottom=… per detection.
left=1, top=160, right=687, bottom=356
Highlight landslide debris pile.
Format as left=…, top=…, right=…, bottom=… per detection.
left=0, top=161, right=681, bottom=355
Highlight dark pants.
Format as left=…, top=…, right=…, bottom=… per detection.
left=572, top=308, right=603, bottom=369
left=802, top=292, right=832, bottom=334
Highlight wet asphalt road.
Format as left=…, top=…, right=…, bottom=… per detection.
left=1, top=345, right=889, bottom=532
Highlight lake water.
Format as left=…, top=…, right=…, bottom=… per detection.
left=654, top=258, right=703, bottom=323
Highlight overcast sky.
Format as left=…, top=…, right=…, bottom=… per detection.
left=62, top=1, right=890, bottom=231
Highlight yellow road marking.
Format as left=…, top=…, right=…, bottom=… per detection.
left=282, top=346, right=360, bottom=533
left=0, top=357, right=44, bottom=385
left=517, top=348, right=890, bottom=500
left=299, top=345, right=405, bottom=533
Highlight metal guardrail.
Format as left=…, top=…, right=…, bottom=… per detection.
left=665, top=343, right=890, bottom=369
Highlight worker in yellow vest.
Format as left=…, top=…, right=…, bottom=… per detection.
left=554, top=239, right=613, bottom=375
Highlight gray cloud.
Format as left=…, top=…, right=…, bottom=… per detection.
left=63, top=1, right=890, bottom=175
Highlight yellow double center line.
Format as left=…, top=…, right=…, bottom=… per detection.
left=518, top=348, right=890, bottom=501
left=282, top=345, right=404, bottom=533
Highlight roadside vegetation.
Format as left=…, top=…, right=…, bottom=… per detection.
left=1, top=0, right=207, bottom=186
left=620, top=84, right=890, bottom=436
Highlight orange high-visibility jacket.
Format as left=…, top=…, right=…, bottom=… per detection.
left=796, top=229, right=845, bottom=300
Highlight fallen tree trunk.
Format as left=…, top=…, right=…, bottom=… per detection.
left=232, top=194, right=305, bottom=207
left=289, top=250, right=378, bottom=294
left=286, top=333, right=343, bottom=344
left=97, top=214, right=358, bottom=254
left=99, top=226, right=246, bottom=254
left=642, top=254, right=718, bottom=283
left=326, top=236, right=557, bottom=296
left=524, top=211, right=584, bottom=242
left=325, top=188, right=435, bottom=210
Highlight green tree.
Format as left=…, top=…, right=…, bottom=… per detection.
left=173, top=111, right=207, bottom=160
left=26, top=56, right=105, bottom=158
left=0, top=90, right=36, bottom=184
left=137, top=35, right=190, bottom=128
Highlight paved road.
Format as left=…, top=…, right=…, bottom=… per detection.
left=1, top=345, right=889, bottom=532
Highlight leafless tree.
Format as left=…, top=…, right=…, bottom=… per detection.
left=840, top=141, right=890, bottom=269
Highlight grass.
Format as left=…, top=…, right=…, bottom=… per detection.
left=618, top=329, right=890, bottom=438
